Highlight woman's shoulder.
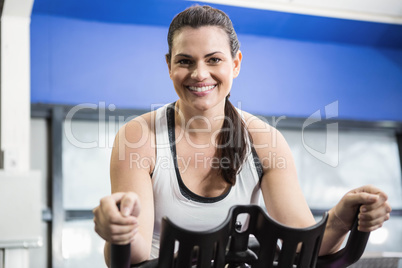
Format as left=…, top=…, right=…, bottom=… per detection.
left=240, top=110, right=277, bottom=133
left=114, top=110, right=157, bottom=157
left=123, top=103, right=170, bottom=133
left=123, top=110, right=156, bottom=135
left=240, top=110, right=286, bottom=149
left=117, top=103, right=172, bottom=150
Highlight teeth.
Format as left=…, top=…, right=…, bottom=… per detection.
left=188, top=85, right=215, bottom=92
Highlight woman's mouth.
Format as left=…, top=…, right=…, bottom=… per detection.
left=187, top=85, right=216, bottom=92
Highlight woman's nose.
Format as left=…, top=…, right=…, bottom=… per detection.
left=191, top=63, right=208, bottom=80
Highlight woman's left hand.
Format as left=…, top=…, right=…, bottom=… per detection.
left=331, top=185, right=392, bottom=232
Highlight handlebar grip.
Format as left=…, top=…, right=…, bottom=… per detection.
left=110, top=203, right=131, bottom=268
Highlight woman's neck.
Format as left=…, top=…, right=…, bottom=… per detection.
left=174, top=100, right=225, bottom=142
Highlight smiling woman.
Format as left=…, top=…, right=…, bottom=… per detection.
left=92, top=5, right=392, bottom=267
left=165, top=6, right=246, bottom=187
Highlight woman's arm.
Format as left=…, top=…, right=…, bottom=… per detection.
left=251, top=122, right=348, bottom=255
left=93, top=112, right=156, bottom=266
left=245, top=114, right=391, bottom=255
left=245, top=113, right=316, bottom=229
left=252, top=123, right=316, bottom=228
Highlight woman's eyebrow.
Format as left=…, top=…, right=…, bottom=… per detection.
left=204, top=51, right=223, bottom=58
left=174, top=53, right=192, bottom=58
left=174, top=51, right=223, bottom=59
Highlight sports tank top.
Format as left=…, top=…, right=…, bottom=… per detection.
left=150, top=103, right=263, bottom=258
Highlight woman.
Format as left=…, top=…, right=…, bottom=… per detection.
left=93, top=5, right=391, bottom=266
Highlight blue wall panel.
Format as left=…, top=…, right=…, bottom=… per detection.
left=31, top=15, right=176, bottom=108
left=234, top=35, right=402, bottom=121
left=31, top=14, right=402, bottom=121
left=31, top=0, right=402, bottom=48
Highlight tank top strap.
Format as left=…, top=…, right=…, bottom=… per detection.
left=154, top=103, right=173, bottom=158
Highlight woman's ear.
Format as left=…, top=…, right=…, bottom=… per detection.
left=233, top=50, right=242, bottom=78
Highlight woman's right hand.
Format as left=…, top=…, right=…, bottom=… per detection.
left=93, top=192, right=141, bottom=245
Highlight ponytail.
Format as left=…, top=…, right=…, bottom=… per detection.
left=216, top=96, right=251, bottom=185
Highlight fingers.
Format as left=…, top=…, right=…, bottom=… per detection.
left=105, top=192, right=141, bottom=219
left=94, top=218, right=138, bottom=244
left=109, top=228, right=139, bottom=245
left=102, top=221, right=139, bottom=245
left=334, top=185, right=392, bottom=232
left=99, top=194, right=137, bottom=225
left=118, top=192, right=141, bottom=217
left=93, top=192, right=141, bottom=244
left=358, top=200, right=392, bottom=232
left=342, top=185, right=388, bottom=210
left=358, top=212, right=390, bottom=232
left=360, top=191, right=388, bottom=211
left=343, top=191, right=377, bottom=208
left=345, top=185, right=392, bottom=232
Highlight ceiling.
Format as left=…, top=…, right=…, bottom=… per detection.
left=31, top=0, right=402, bottom=48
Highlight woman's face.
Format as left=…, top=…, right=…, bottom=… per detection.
left=167, top=26, right=242, bottom=113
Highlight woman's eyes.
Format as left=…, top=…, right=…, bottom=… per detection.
left=208, top=57, right=222, bottom=64
left=177, top=59, right=192, bottom=65
left=176, top=57, right=222, bottom=66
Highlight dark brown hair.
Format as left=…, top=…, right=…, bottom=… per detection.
left=167, top=5, right=250, bottom=185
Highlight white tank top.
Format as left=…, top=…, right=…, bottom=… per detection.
left=150, top=103, right=263, bottom=258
